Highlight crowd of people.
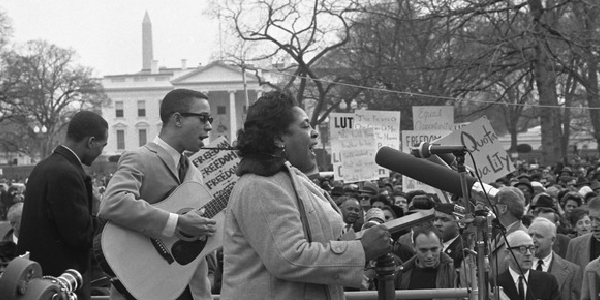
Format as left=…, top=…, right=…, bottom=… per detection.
left=2, top=88, right=600, bottom=300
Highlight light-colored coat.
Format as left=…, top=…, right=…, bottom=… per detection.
left=581, top=258, right=600, bottom=300
left=566, top=232, right=592, bottom=279
left=220, top=163, right=365, bottom=300
left=548, top=252, right=581, bottom=300
left=100, top=142, right=211, bottom=300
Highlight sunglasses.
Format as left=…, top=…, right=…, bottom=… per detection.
left=179, top=112, right=213, bottom=124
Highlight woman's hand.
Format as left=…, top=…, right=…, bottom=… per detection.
left=360, top=224, right=393, bottom=261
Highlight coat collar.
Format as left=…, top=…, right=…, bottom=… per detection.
left=145, top=142, right=179, bottom=181
left=54, top=146, right=84, bottom=171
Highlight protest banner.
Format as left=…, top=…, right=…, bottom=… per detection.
left=412, top=106, right=454, bottom=131
left=354, top=110, right=401, bottom=178
left=401, top=130, right=451, bottom=193
left=436, top=116, right=514, bottom=183
left=189, top=136, right=240, bottom=202
left=339, top=128, right=379, bottom=183
left=330, top=113, right=357, bottom=180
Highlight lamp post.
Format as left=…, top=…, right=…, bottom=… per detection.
left=32, top=125, right=47, bottom=162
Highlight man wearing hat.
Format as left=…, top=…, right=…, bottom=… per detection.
left=357, top=181, right=379, bottom=211
left=514, top=177, right=534, bottom=206
left=530, top=193, right=571, bottom=258
left=433, top=203, right=464, bottom=269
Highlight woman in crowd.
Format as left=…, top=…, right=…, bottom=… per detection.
left=568, top=207, right=591, bottom=237
left=220, top=91, right=392, bottom=300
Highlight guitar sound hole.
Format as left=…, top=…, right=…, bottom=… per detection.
left=172, top=239, right=208, bottom=265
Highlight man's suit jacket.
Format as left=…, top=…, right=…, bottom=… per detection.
left=497, top=269, right=560, bottom=300
left=100, top=142, right=211, bottom=300
left=445, top=235, right=465, bottom=269
left=490, top=221, right=527, bottom=278
left=548, top=252, right=581, bottom=300
left=18, top=146, right=97, bottom=299
left=566, top=232, right=592, bottom=278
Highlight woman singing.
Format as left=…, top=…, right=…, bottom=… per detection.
left=220, top=91, right=392, bottom=300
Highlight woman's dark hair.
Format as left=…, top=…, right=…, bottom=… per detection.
left=568, top=207, right=589, bottom=227
left=235, top=91, right=298, bottom=158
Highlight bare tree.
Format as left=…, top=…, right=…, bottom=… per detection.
left=0, top=39, right=107, bottom=159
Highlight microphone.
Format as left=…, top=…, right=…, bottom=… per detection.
left=411, top=142, right=467, bottom=158
left=375, top=147, right=498, bottom=199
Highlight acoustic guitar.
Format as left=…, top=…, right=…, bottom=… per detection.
left=93, top=181, right=227, bottom=300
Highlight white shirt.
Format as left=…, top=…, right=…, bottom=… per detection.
left=532, top=251, right=553, bottom=272
left=153, top=136, right=183, bottom=237
left=508, top=267, right=529, bottom=298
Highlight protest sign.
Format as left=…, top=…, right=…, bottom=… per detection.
left=354, top=110, right=401, bottom=178
left=330, top=113, right=357, bottom=180
left=412, top=106, right=454, bottom=131
left=189, top=136, right=240, bottom=202
left=401, top=130, right=451, bottom=193
left=339, top=128, right=379, bottom=183
left=436, top=116, right=514, bottom=183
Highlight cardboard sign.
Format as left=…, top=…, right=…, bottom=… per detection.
left=354, top=110, right=401, bottom=178
left=436, top=117, right=514, bottom=183
left=412, top=106, right=454, bottom=131
left=330, top=113, right=357, bottom=180
left=401, top=130, right=451, bottom=193
left=189, top=136, right=240, bottom=202
left=339, top=128, right=379, bottom=183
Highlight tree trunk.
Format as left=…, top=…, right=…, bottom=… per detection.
left=529, top=0, right=561, bottom=166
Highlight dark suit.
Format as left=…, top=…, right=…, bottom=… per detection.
left=18, top=146, right=97, bottom=299
left=552, top=233, right=570, bottom=259
left=444, top=235, right=464, bottom=269
left=548, top=252, right=581, bottom=300
left=496, top=269, right=560, bottom=300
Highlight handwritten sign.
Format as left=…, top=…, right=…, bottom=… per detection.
left=436, top=117, right=514, bottom=183
left=353, top=110, right=401, bottom=178
left=330, top=113, right=356, bottom=180
left=413, top=106, right=454, bottom=130
left=339, top=128, right=379, bottom=183
left=401, top=130, right=451, bottom=192
left=189, top=136, right=240, bottom=202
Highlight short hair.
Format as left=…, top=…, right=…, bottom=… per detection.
left=160, top=89, right=209, bottom=123
left=235, top=91, right=299, bottom=158
left=412, top=223, right=443, bottom=245
left=561, top=191, right=583, bottom=207
left=530, top=217, right=557, bottom=237
left=381, top=205, right=397, bottom=219
left=370, top=194, right=391, bottom=207
left=505, top=230, right=532, bottom=247
left=66, top=111, right=108, bottom=142
left=339, top=197, right=359, bottom=207
left=7, top=202, right=23, bottom=220
left=568, top=207, right=589, bottom=226
left=495, top=187, right=525, bottom=219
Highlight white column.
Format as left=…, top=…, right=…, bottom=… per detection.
left=229, top=90, right=237, bottom=144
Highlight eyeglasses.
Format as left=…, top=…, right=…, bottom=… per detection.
left=508, top=245, right=535, bottom=254
left=179, top=112, right=213, bottom=124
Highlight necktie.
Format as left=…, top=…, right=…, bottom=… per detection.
left=343, top=223, right=352, bottom=234
left=178, top=155, right=188, bottom=182
left=536, top=260, right=543, bottom=271
left=518, top=275, right=525, bottom=300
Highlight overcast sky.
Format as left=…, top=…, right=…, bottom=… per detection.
left=1, top=0, right=221, bottom=77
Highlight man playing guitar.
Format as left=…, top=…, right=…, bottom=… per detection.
left=99, top=89, right=216, bottom=300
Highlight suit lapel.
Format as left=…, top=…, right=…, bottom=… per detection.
left=146, top=142, right=179, bottom=182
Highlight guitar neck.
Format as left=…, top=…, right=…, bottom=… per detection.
left=354, top=209, right=435, bottom=240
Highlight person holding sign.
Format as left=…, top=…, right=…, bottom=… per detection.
left=220, top=91, right=392, bottom=300
left=99, top=89, right=216, bottom=300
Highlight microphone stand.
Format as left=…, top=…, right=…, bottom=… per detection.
left=454, top=151, right=488, bottom=300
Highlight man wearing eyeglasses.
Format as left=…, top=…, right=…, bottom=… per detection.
left=496, top=230, right=560, bottom=300
left=100, top=89, right=216, bottom=300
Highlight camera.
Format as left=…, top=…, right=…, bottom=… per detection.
left=0, top=257, right=82, bottom=300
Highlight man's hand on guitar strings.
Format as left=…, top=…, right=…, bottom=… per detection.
left=176, top=209, right=217, bottom=238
